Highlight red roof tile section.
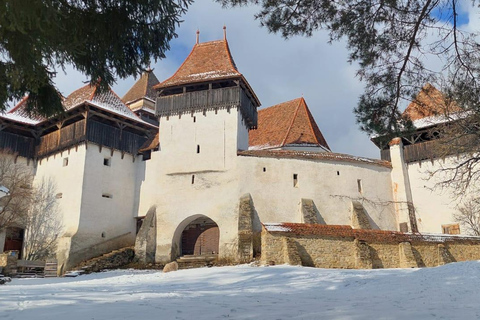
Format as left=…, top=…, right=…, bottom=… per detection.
left=238, top=149, right=391, bottom=168
left=122, top=70, right=160, bottom=104
left=139, top=132, right=159, bottom=152
left=155, top=40, right=240, bottom=89
left=403, top=84, right=461, bottom=121
left=263, top=223, right=480, bottom=244
left=249, top=97, right=330, bottom=150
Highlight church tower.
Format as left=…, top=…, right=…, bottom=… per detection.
left=153, top=31, right=260, bottom=173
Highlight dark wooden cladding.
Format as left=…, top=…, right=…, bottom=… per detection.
left=380, top=149, right=391, bottom=162
left=403, top=140, right=438, bottom=163
left=380, top=140, right=439, bottom=163
left=35, top=118, right=148, bottom=158
left=0, top=131, right=35, bottom=158
left=37, top=120, right=86, bottom=157
left=156, top=86, right=258, bottom=128
left=87, top=120, right=147, bottom=154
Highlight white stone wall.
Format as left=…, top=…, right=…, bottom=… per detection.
left=34, top=147, right=87, bottom=239
left=137, top=108, right=249, bottom=262
left=237, top=156, right=397, bottom=231
left=76, top=145, right=139, bottom=249
left=407, top=158, right=461, bottom=234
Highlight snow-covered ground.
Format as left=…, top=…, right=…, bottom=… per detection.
left=1, top=262, right=480, bottom=319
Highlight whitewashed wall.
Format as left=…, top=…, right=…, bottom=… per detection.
left=237, top=156, right=397, bottom=231
left=137, top=108, right=248, bottom=263
left=407, top=157, right=463, bottom=234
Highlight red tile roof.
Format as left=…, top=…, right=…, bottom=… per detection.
left=139, top=132, right=159, bottom=152
left=249, top=97, right=330, bottom=151
left=155, top=40, right=241, bottom=89
left=403, top=84, right=460, bottom=121
left=122, top=70, right=160, bottom=104
left=238, top=150, right=392, bottom=168
left=263, top=223, right=480, bottom=244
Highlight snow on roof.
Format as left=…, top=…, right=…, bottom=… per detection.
left=238, top=150, right=391, bottom=168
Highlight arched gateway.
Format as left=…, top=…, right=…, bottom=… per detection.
left=180, top=216, right=219, bottom=256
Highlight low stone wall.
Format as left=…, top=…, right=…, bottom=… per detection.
left=261, top=223, right=480, bottom=269
left=0, top=251, right=19, bottom=276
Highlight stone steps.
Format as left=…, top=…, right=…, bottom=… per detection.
left=176, top=255, right=217, bottom=270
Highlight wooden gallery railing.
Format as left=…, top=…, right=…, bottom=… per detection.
left=156, top=86, right=258, bottom=128
left=0, top=131, right=35, bottom=158
left=37, top=120, right=86, bottom=157
left=86, top=120, right=147, bottom=155
left=380, top=140, right=439, bottom=164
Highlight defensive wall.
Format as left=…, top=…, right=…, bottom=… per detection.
left=262, top=223, right=480, bottom=269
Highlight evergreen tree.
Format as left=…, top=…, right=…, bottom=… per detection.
left=0, top=0, right=191, bottom=116
left=218, top=0, right=480, bottom=138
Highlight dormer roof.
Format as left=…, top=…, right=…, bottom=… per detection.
left=249, top=97, right=330, bottom=151
left=154, top=40, right=241, bottom=89
left=403, top=83, right=460, bottom=121
left=122, top=70, right=160, bottom=104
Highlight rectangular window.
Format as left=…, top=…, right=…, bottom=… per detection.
left=191, top=175, right=195, bottom=184
left=104, top=158, right=111, bottom=166
left=197, top=145, right=200, bottom=154
left=102, top=193, right=113, bottom=199
left=442, top=224, right=460, bottom=235
left=63, top=158, right=69, bottom=167
left=399, top=222, right=408, bottom=233
left=357, top=179, right=362, bottom=193
left=293, top=174, right=298, bottom=187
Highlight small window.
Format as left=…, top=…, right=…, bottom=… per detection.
left=104, top=158, right=111, bottom=166
left=63, top=158, right=69, bottom=167
left=263, top=167, right=266, bottom=172
left=399, top=222, right=408, bottom=233
left=191, top=175, right=195, bottom=184
left=55, top=193, right=63, bottom=199
left=442, top=224, right=460, bottom=235
left=357, top=179, right=362, bottom=193
left=293, top=174, right=298, bottom=187
left=336, top=171, right=340, bottom=176
left=197, top=145, right=200, bottom=154
left=101, top=232, right=106, bottom=238
left=102, top=193, right=112, bottom=199
left=193, top=116, right=196, bottom=123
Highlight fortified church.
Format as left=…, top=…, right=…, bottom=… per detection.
left=0, top=32, right=472, bottom=272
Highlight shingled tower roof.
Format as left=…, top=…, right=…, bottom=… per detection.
left=403, top=83, right=460, bottom=121
left=122, top=70, right=160, bottom=104
left=249, top=97, right=330, bottom=151
left=154, top=33, right=260, bottom=128
left=154, top=40, right=241, bottom=89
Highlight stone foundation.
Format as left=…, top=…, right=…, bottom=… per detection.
left=262, top=223, right=480, bottom=269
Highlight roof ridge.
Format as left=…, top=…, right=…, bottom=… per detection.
left=88, top=84, right=97, bottom=100
left=8, top=96, right=29, bottom=114
left=223, top=40, right=241, bottom=75
left=154, top=44, right=198, bottom=89
left=107, top=87, right=145, bottom=121
left=281, top=97, right=303, bottom=146
left=298, top=97, right=320, bottom=145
